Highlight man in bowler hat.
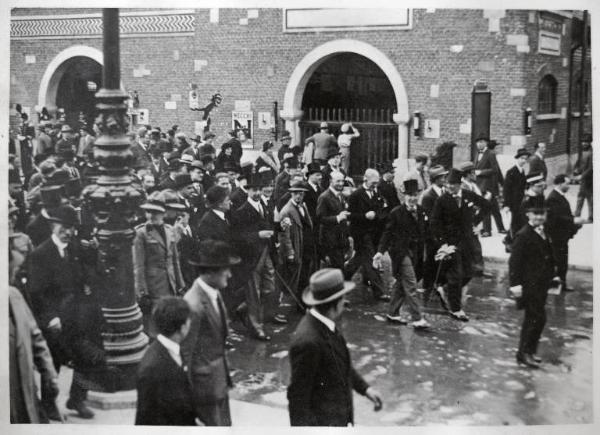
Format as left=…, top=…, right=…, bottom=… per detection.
left=503, top=147, right=530, bottom=248
left=287, top=268, right=383, bottom=426
left=181, top=240, right=240, bottom=426
left=509, top=198, right=559, bottom=368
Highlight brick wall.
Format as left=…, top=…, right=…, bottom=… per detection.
left=10, top=8, right=590, bottom=162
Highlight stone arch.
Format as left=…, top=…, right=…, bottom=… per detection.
left=281, top=39, right=410, bottom=161
left=38, top=45, right=104, bottom=114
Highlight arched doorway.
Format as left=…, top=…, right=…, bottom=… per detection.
left=301, top=53, right=397, bottom=175
left=55, top=56, right=102, bottom=127
left=281, top=39, right=410, bottom=176
left=38, top=45, right=104, bottom=128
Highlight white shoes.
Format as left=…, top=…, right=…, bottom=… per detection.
left=411, top=318, right=431, bottom=329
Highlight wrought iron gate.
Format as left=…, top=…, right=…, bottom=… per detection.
left=299, top=107, right=398, bottom=177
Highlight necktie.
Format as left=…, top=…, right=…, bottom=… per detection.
left=297, top=203, right=305, bottom=218
left=453, top=194, right=461, bottom=208
left=258, top=203, right=264, bottom=218
left=535, top=226, right=546, bottom=240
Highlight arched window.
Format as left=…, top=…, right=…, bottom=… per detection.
left=538, top=75, right=558, bottom=114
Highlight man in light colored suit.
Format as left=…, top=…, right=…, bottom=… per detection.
left=181, top=240, right=240, bottom=426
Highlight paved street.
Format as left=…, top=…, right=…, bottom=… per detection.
left=54, top=260, right=593, bottom=426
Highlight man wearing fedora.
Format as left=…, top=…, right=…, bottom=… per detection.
left=419, top=165, right=448, bottom=300
left=374, top=179, right=430, bottom=328
left=197, top=186, right=233, bottom=245
left=287, top=268, right=383, bottom=426
left=503, top=148, right=531, bottom=248
left=474, top=136, right=506, bottom=237
left=305, top=121, right=338, bottom=164
left=181, top=240, right=240, bottom=426
left=158, top=152, right=185, bottom=190
left=231, top=173, right=276, bottom=340
left=133, top=192, right=185, bottom=337
left=509, top=197, right=559, bottom=368
left=344, top=168, right=389, bottom=302
left=28, top=204, right=96, bottom=419
left=431, top=168, right=491, bottom=321
left=316, top=171, right=351, bottom=270
left=278, top=180, right=317, bottom=305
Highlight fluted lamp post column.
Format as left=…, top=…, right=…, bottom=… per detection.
left=83, top=8, right=148, bottom=392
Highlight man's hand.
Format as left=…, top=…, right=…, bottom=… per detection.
left=258, top=230, right=274, bottom=239
left=475, top=170, right=482, bottom=176
left=337, top=211, right=350, bottom=222
left=287, top=255, right=295, bottom=263
left=280, top=217, right=292, bottom=230
left=47, top=317, right=61, bottom=332
left=372, top=252, right=383, bottom=270
left=509, top=285, right=523, bottom=298
left=365, top=387, right=383, bottom=411
left=365, top=211, right=376, bottom=220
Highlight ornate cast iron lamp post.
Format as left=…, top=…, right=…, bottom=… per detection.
left=83, top=8, right=148, bottom=391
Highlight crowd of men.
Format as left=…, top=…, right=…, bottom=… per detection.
left=8, top=110, right=593, bottom=425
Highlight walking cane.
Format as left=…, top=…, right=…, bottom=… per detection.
left=432, top=244, right=456, bottom=311
left=274, top=268, right=306, bottom=311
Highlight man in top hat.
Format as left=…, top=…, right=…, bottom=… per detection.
left=304, top=162, right=324, bottom=225
left=181, top=240, right=239, bottom=426
left=509, top=197, right=559, bottom=368
left=528, top=142, right=548, bottom=181
left=374, top=179, right=430, bottom=328
left=231, top=173, right=276, bottom=340
left=431, top=168, right=491, bottom=321
left=316, top=171, right=351, bottom=270
left=278, top=180, right=317, bottom=305
left=474, top=136, right=506, bottom=237
left=403, top=152, right=430, bottom=194
left=273, top=157, right=300, bottom=205
left=573, top=133, right=593, bottom=222
left=28, top=204, right=96, bottom=419
left=512, top=172, right=547, bottom=237
left=287, top=268, right=383, bottom=426
left=503, top=148, right=531, bottom=246
left=545, top=174, right=583, bottom=292
left=321, top=148, right=347, bottom=191
left=305, top=122, right=338, bottom=163
left=419, top=164, right=448, bottom=299
left=135, top=297, right=196, bottom=426
left=133, top=192, right=185, bottom=338
left=377, top=161, right=400, bottom=213
left=344, top=168, right=389, bottom=301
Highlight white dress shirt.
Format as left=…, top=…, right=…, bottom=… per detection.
left=247, top=197, right=264, bottom=216
left=432, top=184, right=444, bottom=197
left=157, top=334, right=182, bottom=367
left=213, top=209, right=227, bottom=221
left=51, top=234, right=68, bottom=258
left=196, top=277, right=221, bottom=313
left=309, top=308, right=336, bottom=333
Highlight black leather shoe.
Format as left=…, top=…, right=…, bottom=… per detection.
left=42, top=401, right=64, bottom=422
left=66, top=399, right=95, bottom=419
left=516, top=353, right=540, bottom=368
left=255, top=332, right=271, bottom=341
left=376, top=294, right=391, bottom=302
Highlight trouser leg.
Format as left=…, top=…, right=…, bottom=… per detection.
left=389, top=255, right=422, bottom=320
left=352, top=239, right=384, bottom=298
left=575, top=192, right=584, bottom=216
left=246, top=249, right=268, bottom=335
left=552, top=242, right=569, bottom=286
left=69, top=374, right=88, bottom=404
left=444, top=253, right=464, bottom=312
left=326, top=249, right=345, bottom=270
left=490, top=195, right=506, bottom=232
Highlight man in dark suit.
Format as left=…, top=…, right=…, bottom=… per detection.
left=419, top=165, right=447, bottom=300
left=320, top=149, right=348, bottom=190
left=503, top=148, right=530, bottom=246
left=344, top=168, right=389, bottom=301
left=28, top=204, right=95, bottom=419
left=545, top=174, right=582, bottom=292
left=528, top=142, right=548, bottom=181
left=474, top=136, right=506, bottom=236
left=231, top=174, right=275, bottom=341
left=135, top=297, right=196, bottom=426
left=509, top=198, right=559, bottom=368
left=287, top=268, right=382, bottom=426
left=197, top=186, right=232, bottom=244
left=316, top=171, right=351, bottom=269
left=573, top=134, right=593, bottom=221
left=513, top=173, right=547, bottom=237
left=304, top=162, right=323, bottom=224
left=431, top=169, right=490, bottom=321
left=374, top=179, right=429, bottom=328
left=376, top=161, right=400, bottom=213
left=181, top=241, right=240, bottom=426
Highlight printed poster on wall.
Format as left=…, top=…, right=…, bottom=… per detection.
left=232, top=111, right=254, bottom=148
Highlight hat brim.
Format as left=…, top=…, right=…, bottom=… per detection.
left=165, top=203, right=187, bottom=210
left=301, top=281, right=355, bottom=306
left=188, top=255, right=241, bottom=267
left=140, top=203, right=166, bottom=213
left=515, top=151, right=531, bottom=159
left=288, top=187, right=309, bottom=192
left=430, top=170, right=449, bottom=179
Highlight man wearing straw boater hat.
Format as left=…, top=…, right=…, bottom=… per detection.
left=509, top=196, right=560, bottom=368
left=181, top=240, right=241, bottom=426
left=288, top=268, right=383, bottom=426
left=133, top=191, right=185, bottom=337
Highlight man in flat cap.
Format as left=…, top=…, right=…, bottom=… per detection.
left=287, top=268, right=382, bottom=426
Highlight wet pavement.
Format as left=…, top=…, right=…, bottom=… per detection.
left=226, top=262, right=593, bottom=426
